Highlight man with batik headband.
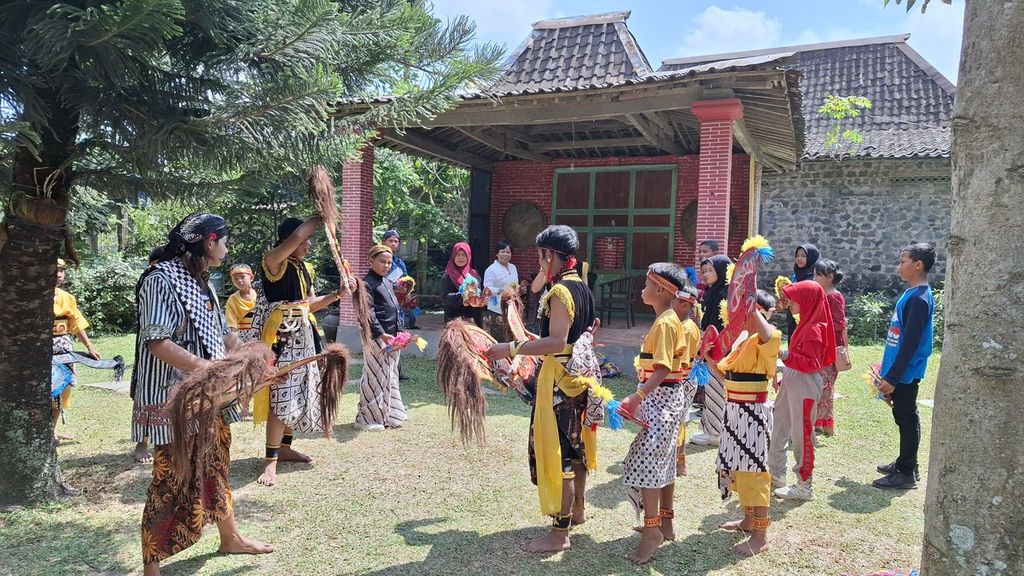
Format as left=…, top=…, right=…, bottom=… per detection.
left=486, top=225, right=601, bottom=554
left=716, top=289, right=781, bottom=557
left=252, top=216, right=356, bottom=487
left=52, top=258, right=101, bottom=441
left=134, top=213, right=273, bottom=575
left=618, top=263, right=698, bottom=564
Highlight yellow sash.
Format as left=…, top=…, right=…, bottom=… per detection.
left=534, top=345, right=598, bottom=516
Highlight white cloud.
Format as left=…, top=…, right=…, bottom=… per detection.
left=429, top=0, right=553, bottom=53
left=902, top=1, right=964, bottom=82
left=678, top=6, right=782, bottom=56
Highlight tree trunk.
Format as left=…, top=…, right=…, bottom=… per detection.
left=922, top=2, right=1024, bottom=574
left=0, top=218, right=68, bottom=505
left=0, top=85, right=79, bottom=505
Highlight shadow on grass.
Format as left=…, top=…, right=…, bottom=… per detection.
left=162, top=553, right=260, bottom=576
left=0, top=513, right=138, bottom=575
left=828, top=476, right=905, bottom=513
left=361, top=518, right=634, bottom=576
left=59, top=450, right=151, bottom=504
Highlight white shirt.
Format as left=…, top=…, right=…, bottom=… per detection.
left=483, top=260, right=519, bottom=314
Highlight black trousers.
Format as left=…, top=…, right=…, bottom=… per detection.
left=890, top=380, right=921, bottom=474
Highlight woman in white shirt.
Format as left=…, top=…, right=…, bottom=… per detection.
left=482, top=240, right=519, bottom=340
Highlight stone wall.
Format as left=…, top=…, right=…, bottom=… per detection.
left=759, top=157, right=951, bottom=294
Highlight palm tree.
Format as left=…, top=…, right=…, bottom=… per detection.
left=0, top=0, right=500, bottom=504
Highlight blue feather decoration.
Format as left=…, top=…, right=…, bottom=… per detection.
left=757, top=246, right=775, bottom=264
left=691, top=360, right=710, bottom=387
left=606, top=399, right=625, bottom=431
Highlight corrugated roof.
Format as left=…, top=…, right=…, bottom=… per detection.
left=660, top=34, right=955, bottom=159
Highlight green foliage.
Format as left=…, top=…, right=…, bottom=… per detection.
left=884, top=0, right=952, bottom=13
left=818, top=95, right=874, bottom=158
left=846, top=288, right=945, bottom=348
left=1, top=0, right=503, bottom=204
left=64, top=254, right=146, bottom=334
left=847, top=291, right=894, bottom=345
left=373, top=148, right=468, bottom=247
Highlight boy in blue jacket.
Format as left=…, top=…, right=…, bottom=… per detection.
left=873, top=242, right=936, bottom=490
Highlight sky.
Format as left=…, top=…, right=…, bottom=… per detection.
left=430, top=0, right=965, bottom=83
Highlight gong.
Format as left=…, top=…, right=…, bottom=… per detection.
left=503, top=202, right=547, bottom=249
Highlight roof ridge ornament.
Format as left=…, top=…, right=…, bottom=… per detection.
left=532, top=11, right=631, bottom=30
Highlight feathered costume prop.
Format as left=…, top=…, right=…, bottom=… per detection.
left=435, top=285, right=544, bottom=445
left=307, top=166, right=373, bottom=344
left=167, top=341, right=350, bottom=482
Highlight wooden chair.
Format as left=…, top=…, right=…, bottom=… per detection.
left=596, top=275, right=645, bottom=329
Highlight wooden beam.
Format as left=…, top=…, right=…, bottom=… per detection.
left=530, top=136, right=651, bottom=152
left=379, top=129, right=493, bottom=171
left=417, top=88, right=702, bottom=127
left=627, top=114, right=686, bottom=156
left=454, top=127, right=550, bottom=162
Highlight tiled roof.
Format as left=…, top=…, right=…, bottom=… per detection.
left=487, top=11, right=652, bottom=93
left=660, top=35, right=955, bottom=159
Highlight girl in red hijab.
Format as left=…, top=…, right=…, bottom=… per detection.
left=768, top=280, right=834, bottom=502
left=439, top=242, right=484, bottom=326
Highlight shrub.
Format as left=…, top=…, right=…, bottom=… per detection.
left=846, top=291, right=893, bottom=346
left=931, top=288, right=944, bottom=349
left=65, top=254, right=146, bottom=334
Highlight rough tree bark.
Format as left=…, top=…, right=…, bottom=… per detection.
left=0, top=87, right=79, bottom=505
left=923, top=2, right=1024, bottom=574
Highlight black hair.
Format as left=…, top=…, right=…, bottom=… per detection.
left=495, top=240, right=512, bottom=253
left=699, top=239, right=719, bottom=252
left=535, top=225, right=578, bottom=255
left=648, top=262, right=689, bottom=290
left=158, top=213, right=229, bottom=284
left=755, top=289, right=777, bottom=311
left=147, top=245, right=165, bottom=265
left=276, top=217, right=304, bottom=246
left=813, top=258, right=845, bottom=285
left=901, top=242, right=936, bottom=272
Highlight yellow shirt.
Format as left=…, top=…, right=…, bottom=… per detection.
left=716, top=330, right=782, bottom=401
left=53, top=288, right=88, bottom=336
left=680, top=318, right=700, bottom=370
left=224, top=292, right=257, bottom=331
left=637, top=308, right=688, bottom=382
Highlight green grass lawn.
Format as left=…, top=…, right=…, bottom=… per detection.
left=1, top=338, right=938, bottom=575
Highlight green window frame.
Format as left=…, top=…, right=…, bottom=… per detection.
left=551, top=165, right=677, bottom=275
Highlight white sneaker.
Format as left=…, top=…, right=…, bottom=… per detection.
left=774, top=481, right=814, bottom=501
left=689, top=432, right=720, bottom=446
left=355, top=422, right=385, bottom=432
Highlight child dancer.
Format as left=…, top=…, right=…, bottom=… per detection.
left=224, top=264, right=259, bottom=342
left=717, top=289, right=781, bottom=556
left=812, top=259, right=847, bottom=436
left=672, top=285, right=701, bottom=476
left=770, top=280, right=834, bottom=501
left=620, top=263, right=694, bottom=564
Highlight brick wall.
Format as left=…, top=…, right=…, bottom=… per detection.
left=339, top=147, right=375, bottom=326
left=760, top=157, right=951, bottom=294
left=489, top=153, right=750, bottom=281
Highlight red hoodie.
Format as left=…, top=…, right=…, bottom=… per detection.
left=781, top=281, right=836, bottom=373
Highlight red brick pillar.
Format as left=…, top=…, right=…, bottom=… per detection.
left=339, top=146, right=375, bottom=327
left=692, top=98, right=743, bottom=263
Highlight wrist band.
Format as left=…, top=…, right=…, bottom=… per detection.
left=510, top=340, right=526, bottom=357
left=636, top=388, right=647, bottom=400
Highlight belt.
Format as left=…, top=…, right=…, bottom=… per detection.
left=726, top=371, right=767, bottom=382
left=724, top=375, right=770, bottom=404
left=727, top=391, right=768, bottom=403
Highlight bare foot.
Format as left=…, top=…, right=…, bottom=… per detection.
left=521, top=530, right=570, bottom=553
left=720, top=517, right=752, bottom=532
left=732, top=534, right=769, bottom=557
left=660, top=518, right=675, bottom=541
left=54, top=432, right=76, bottom=442
left=626, top=528, right=665, bottom=564
left=257, top=461, right=277, bottom=486
left=133, top=443, right=153, bottom=464
left=218, top=534, right=275, bottom=555
left=278, top=445, right=312, bottom=463
left=571, top=503, right=586, bottom=526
